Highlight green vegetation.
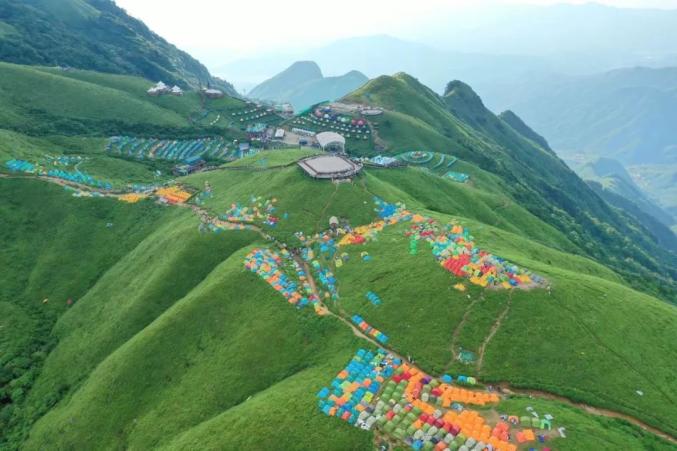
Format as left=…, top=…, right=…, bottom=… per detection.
left=0, top=62, right=248, bottom=139
left=0, top=0, right=235, bottom=93
left=0, top=53, right=675, bottom=449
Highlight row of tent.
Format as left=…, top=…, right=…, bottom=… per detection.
left=445, top=171, right=469, bottom=183
left=318, top=348, right=553, bottom=451
left=5, top=159, right=36, bottom=173
left=366, top=291, right=382, bottom=306
left=5, top=159, right=113, bottom=190
left=47, top=169, right=112, bottom=190
left=351, top=315, right=389, bottom=344
left=106, top=136, right=231, bottom=162
left=244, top=248, right=311, bottom=308
left=155, top=186, right=193, bottom=204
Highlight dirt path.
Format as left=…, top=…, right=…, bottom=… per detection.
left=444, top=295, right=481, bottom=371
left=476, top=293, right=512, bottom=374
left=499, top=384, right=677, bottom=444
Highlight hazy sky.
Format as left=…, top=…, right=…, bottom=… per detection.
left=115, top=0, right=677, bottom=59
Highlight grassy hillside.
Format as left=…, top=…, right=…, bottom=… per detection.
left=482, top=67, right=677, bottom=166
left=345, top=73, right=677, bottom=302
left=1, top=158, right=673, bottom=450
left=0, top=178, right=173, bottom=445
left=0, top=62, right=250, bottom=138
left=0, top=0, right=235, bottom=93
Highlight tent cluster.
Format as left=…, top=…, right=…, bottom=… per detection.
left=118, top=193, right=147, bottom=203
left=230, top=106, right=273, bottom=123
left=399, top=151, right=434, bottom=164
left=106, top=136, right=232, bottom=161
left=366, top=291, right=382, bottom=306
left=244, top=248, right=312, bottom=308
left=47, top=155, right=82, bottom=166
left=319, top=348, right=553, bottom=451
left=363, top=155, right=399, bottom=167
left=155, top=186, right=192, bottom=204
left=310, top=259, right=338, bottom=301
left=351, top=315, right=389, bottom=344
left=5, top=159, right=36, bottom=173
left=337, top=197, right=541, bottom=289
left=47, top=169, right=112, bottom=190
left=445, top=171, right=469, bottom=183
left=129, top=183, right=159, bottom=193
left=292, top=111, right=372, bottom=141
left=201, top=219, right=256, bottom=233
left=222, top=196, right=280, bottom=226
left=408, top=221, right=537, bottom=288
left=317, top=348, right=397, bottom=425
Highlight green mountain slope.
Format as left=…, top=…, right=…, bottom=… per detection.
left=249, top=61, right=369, bottom=111
left=575, top=157, right=676, bottom=249
left=345, top=73, right=677, bottom=302
left=1, top=50, right=675, bottom=449
left=0, top=0, right=235, bottom=94
left=2, top=159, right=675, bottom=449
left=0, top=62, right=249, bottom=138
left=482, top=67, right=677, bottom=165
left=498, top=109, right=552, bottom=151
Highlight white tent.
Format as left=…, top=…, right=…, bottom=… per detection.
left=316, top=131, right=346, bottom=152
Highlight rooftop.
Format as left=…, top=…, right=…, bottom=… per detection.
left=298, top=155, right=362, bottom=179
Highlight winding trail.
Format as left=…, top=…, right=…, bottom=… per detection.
left=476, top=293, right=512, bottom=374
left=4, top=171, right=676, bottom=444
left=444, top=295, right=481, bottom=371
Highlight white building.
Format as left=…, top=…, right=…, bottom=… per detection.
left=147, top=81, right=170, bottom=96
left=202, top=88, right=224, bottom=99
left=316, top=131, right=346, bottom=153
left=170, top=85, right=183, bottom=96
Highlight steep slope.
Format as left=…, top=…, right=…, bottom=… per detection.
left=578, top=158, right=675, bottom=227
left=498, top=109, right=552, bottom=151
left=345, top=74, right=677, bottom=301
left=481, top=67, right=677, bottom=165
left=249, top=61, right=368, bottom=111
left=0, top=0, right=235, bottom=94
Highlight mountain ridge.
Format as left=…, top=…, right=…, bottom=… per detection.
left=249, top=61, right=368, bottom=111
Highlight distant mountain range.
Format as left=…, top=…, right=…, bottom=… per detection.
left=217, top=35, right=551, bottom=96
left=248, top=61, right=368, bottom=111
left=574, top=157, right=676, bottom=251
left=0, top=0, right=235, bottom=94
left=215, top=3, right=677, bottom=97
left=481, top=67, right=677, bottom=166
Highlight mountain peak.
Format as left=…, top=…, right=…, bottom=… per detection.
left=444, top=80, right=485, bottom=108
left=285, top=61, right=323, bottom=78
left=499, top=110, right=553, bottom=151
